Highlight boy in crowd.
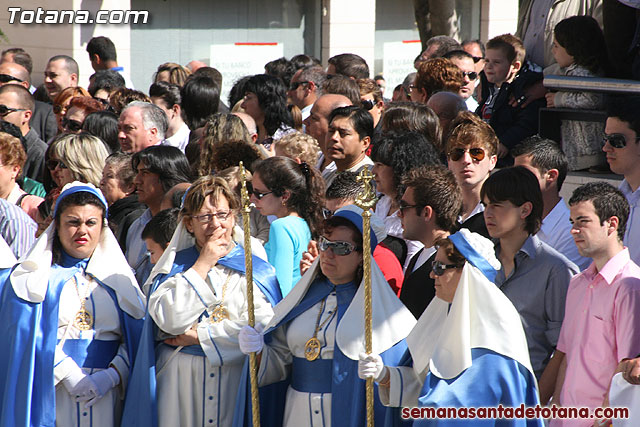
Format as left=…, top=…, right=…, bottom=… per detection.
left=481, top=167, right=578, bottom=392
left=141, top=207, right=180, bottom=265
left=478, top=34, right=544, bottom=165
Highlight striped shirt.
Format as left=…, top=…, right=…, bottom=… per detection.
left=0, top=198, right=37, bottom=258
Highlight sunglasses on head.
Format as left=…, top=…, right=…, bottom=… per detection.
left=61, top=117, right=83, bottom=132
left=431, top=260, right=460, bottom=276
left=448, top=147, right=486, bottom=162
left=0, top=104, right=26, bottom=117
left=289, top=80, right=309, bottom=91
left=318, top=236, right=361, bottom=256
left=472, top=56, right=484, bottom=64
left=361, top=99, right=375, bottom=111
left=46, top=159, right=68, bottom=170
left=602, top=133, right=640, bottom=149
left=0, top=73, right=23, bottom=84
left=462, top=71, right=478, bottom=80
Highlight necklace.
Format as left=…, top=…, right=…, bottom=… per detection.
left=73, top=275, right=93, bottom=331
left=209, top=271, right=233, bottom=323
left=304, top=297, right=335, bottom=361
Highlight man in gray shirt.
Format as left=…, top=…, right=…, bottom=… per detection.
left=481, top=166, right=578, bottom=398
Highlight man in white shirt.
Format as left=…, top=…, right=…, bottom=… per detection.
left=287, top=65, right=325, bottom=122
left=150, top=81, right=190, bottom=152
left=117, top=101, right=168, bottom=153
left=513, top=135, right=590, bottom=270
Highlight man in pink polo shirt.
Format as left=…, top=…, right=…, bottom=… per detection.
left=548, top=182, right=640, bottom=426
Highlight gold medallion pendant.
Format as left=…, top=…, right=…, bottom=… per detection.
left=210, top=305, right=229, bottom=323
left=74, top=309, right=93, bottom=331
left=304, top=337, right=321, bottom=361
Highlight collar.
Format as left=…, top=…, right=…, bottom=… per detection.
left=495, top=234, right=538, bottom=260
left=597, top=248, right=631, bottom=285
left=619, top=179, right=640, bottom=201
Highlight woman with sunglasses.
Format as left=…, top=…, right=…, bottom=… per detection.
left=52, top=87, right=90, bottom=135
left=238, top=204, right=415, bottom=427
left=251, top=156, right=325, bottom=296
left=371, top=131, right=441, bottom=269
left=48, top=133, right=109, bottom=191
left=359, top=229, right=543, bottom=426
left=123, top=176, right=281, bottom=427
left=0, top=182, right=145, bottom=427
left=62, top=96, right=105, bottom=135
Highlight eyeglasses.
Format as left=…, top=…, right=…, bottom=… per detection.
left=0, top=73, right=23, bottom=83
left=191, top=211, right=233, bottom=223
left=448, top=147, right=486, bottom=162
left=251, top=188, right=273, bottom=200
left=318, top=236, right=361, bottom=256
left=462, top=71, right=478, bottom=80
left=61, top=117, right=83, bottom=132
left=602, top=133, right=640, bottom=149
left=46, top=159, right=68, bottom=170
left=361, top=99, right=375, bottom=111
left=408, top=84, right=417, bottom=92
left=0, top=104, right=27, bottom=117
left=322, top=207, right=334, bottom=219
left=472, top=56, right=484, bottom=64
left=398, top=202, right=422, bottom=215
left=431, top=260, right=460, bottom=276
left=289, top=81, right=309, bottom=91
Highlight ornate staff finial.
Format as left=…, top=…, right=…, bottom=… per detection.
left=355, top=168, right=377, bottom=211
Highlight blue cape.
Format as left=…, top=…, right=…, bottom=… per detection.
left=0, top=253, right=142, bottom=427
left=122, top=244, right=281, bottom=427
left=233, top=276, right=407, bottom=427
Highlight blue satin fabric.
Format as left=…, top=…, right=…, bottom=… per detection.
left=449, top=232, right=498, bottom=282
left=122, top=244, right=282, bottom=427
left=403, top=348, right=543, bottom=426
left=60, top=339, right=120, bottom=369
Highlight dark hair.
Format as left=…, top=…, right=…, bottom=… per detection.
left=569, top=182, right=629, bottom=242
left=142, top=207, right=180, bottom=247
left=381, top=102, right=442, bottom=150
left=192, top=67, right=223, bottom=89
left=371, top=131, right=441, bottom=198
left=422, top=36, right=463, bottom=60
left=88, top=70, right=125, bottom=97
left=180, top=75, right=220, bottom=130
left=253, top=156, right=325, bottom=236
left=82, top=111, right=119, bottom=153
left=606, top=96, right=640, bottom=136
left=132, top=146, right=193, bottom=193
left=149, top=81, right=182, bottom=108
left=322, top=215, right=364, bottom=282
left=53, top=191, right=106, bottom=264
left=486, top=34, right=525, bottom=65
left=481, top=166, right=543, bottom=235
left=325, top=171, right=362, bottom=201
left=443, top=50, right=474, bottom=62
left=11, top=52, right=33, bottom=76
left=244, top=74, right=294, bottom=136
left=86, top=36, right=117, bottom=62
left=322, top=74, right=361, bottom=105
left=402, top=165, right=462, bottom=232
left=328, top=53, right=369, bottom=79
left=228, top=76, right=251, bottom=108
left=291, top=54, right=321, bottom=70
left=462, top=39, right=486, bottom=57
left=434, top=237, right=466, bottom=267
left=264, top=57, right=296, bottom=88
left=0, top=121, right=28, bottom=153
left=511, top=135, right=568, bottom=191
left=328, top=106, right=374, bottom=141
left=48, top=55, right=79, bottom=76
left=554, top=16, right=608, bottom=75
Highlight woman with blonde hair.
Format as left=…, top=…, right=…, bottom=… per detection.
left=274, top=131, right=320, bottom=165
left=153, top=62, right=192, bottom=87
left=49, top=133, right=110, bottom=189
left=197, top=113, right=256, bottom=176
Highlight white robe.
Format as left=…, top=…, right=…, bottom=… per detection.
left=54, top=271, right=130, bottom=427
left=148, top=264, right=274, bottom=427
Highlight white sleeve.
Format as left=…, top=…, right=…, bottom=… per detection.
left=378, top=366, right=425, bottom=408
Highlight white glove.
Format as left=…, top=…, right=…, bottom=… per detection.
left=358, top=352, right=386, bottom=382
left=238, top=325, right=264, bottom=355
left=73, top=367, right=120, bottom=408
left=61, top=365, right=87, bottom=395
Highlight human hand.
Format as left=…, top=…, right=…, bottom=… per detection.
left=509, top=80, right=545, bottom=109
left=196, top=227, right=232, bottom=270
left=61, top=365, right=87, bottom=395
left=238, top=325, right=264, bottom=354
left=300, top=240, right=319, bottom=275
left=164, top=328, right=200, bottom=347
left=358, top=352, right=386, bottom=381
left=545, top=92, right=556, bottom=108
left=618, top=357, right=640, bottom=385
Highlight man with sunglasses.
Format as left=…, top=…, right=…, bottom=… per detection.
left=604, top=96, right=640, bottom=265
left=0, top=84, right=46, bottom=183
left=357, top=78, right=385, bottom=142
left=288, top=65, right=325, bottom=123
left=397, top=164, right=463, bottom=319
left=444, top=50, right=479, bottom=111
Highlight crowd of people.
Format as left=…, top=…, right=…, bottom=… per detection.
left=0, top=8, right=640, bottom=426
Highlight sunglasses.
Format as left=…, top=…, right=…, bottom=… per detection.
left=191, top=211, right=233, bottom=223
left=251, top=188, right=273, bottom=200
left=448, top=147, right=486, bottom=162
left=0, top=104, right=27, bottom=117
left=472, top=56, right=484, bottom=64
left=398, top=202, right=422, bottom=215
left=46, top=159, right=68, bottom=170
left=318, top=236, right=361, bottom=256
left=289, top=80, right=309, bottom=91
left=361, top=99, right=376, bottom=111
left=431, top=260, right=460, bottom=276
left=61, top=117, right=83, bottom=132
left=322, top=207, right=334, bottom=219
left=602, top=133, right=640, bottom=149
left=0, top=73, right=23, bottom=84
left=462, top=71, right=478, bottom=80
